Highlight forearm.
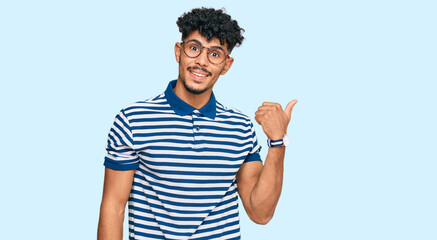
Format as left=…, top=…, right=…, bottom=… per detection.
left=249, top=146, right=285, bottom=223
left=243, top=99, right=296, bottom=224
left=97, top=202, right=125, bottom=240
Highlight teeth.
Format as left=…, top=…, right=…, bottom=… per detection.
left=193, top=72, right=206, bottom=77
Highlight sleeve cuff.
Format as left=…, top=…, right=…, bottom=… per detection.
left=104, top=158, right=139, bottom=170
left=243, top=152, right=262, bottom=163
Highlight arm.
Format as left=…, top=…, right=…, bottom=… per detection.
left=236, top=100, right=297, bottom=225
left=97, top=168, right=135, bottom=240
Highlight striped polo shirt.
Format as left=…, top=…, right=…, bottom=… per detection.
left=104, top=80, right=262, bottom=240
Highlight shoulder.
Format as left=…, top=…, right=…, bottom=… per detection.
left=118, top=93, right=171, bottom=118
left=215, top=100, right=253, bottom=126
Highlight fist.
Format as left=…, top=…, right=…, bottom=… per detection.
left=254, top=100, right=297, bottom=140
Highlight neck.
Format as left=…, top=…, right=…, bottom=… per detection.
left=173, top=80, right=212, bottom=109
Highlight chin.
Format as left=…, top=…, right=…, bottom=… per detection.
left=183, top=81, right=208, bottom=95
left=178, top=70, right=216, bottom=95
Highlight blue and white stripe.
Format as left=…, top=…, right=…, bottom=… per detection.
left=105, top=80, right=261, bottom=240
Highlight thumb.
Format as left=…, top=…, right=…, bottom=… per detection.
left=284, top=99, right=298, bottom=119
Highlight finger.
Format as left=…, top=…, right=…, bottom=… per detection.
left=262, top=102, right=281, bottom=107
left=284, top=99, right=298, bottom=119
left=257, top=105, right=275, bottom=111
left=254, top=112, right=268, bottom=124
left=254, top=114, right=264, bottom=125
left=254, top=110, right=267, bottom=119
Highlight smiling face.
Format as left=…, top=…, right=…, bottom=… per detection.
left=174, top=31, right=234, bottom=97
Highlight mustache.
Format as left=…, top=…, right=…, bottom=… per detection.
left=187, top=66, right=212, bottom=76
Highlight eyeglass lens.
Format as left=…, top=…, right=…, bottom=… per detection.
left=183, top=41, right=227, bottom=64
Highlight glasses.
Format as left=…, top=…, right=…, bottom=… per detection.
left=181, top=40, right=230, bottom=65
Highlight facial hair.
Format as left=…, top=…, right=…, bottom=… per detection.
left=181, top=66, right=213, bottom=95
left=181, top=78, right=208, bottom=95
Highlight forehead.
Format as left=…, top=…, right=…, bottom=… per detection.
left=184, top=31, right=228, bottom=49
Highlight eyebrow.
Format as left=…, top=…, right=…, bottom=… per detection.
left=186, top=39, right=226, bottom=52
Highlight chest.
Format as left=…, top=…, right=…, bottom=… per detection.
left=129, top=112, right=253, bottom=175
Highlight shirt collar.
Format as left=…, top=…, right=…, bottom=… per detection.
left=165, top=80, right=217, bottom=119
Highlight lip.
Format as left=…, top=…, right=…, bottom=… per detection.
left=190, top=71, right=207, bottom=82
left=188, top=68, right=210, bottom=81
left=188, top=66, right=211, bottom=75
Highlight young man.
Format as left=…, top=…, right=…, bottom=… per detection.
left=98, top=7, right=297, bottom=240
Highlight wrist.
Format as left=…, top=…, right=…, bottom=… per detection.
left=267, top=130, right=287, bottom=140
left=267, top=134, right=289, bottom=147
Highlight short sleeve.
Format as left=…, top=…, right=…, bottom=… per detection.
left=104, top=109, right=139, bottom=170
left=243, top=122, right=262, bottom=163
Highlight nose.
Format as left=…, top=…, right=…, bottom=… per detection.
left=194, top=48, right=209, bottom=66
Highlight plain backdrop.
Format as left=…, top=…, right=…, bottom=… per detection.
left=1, top=0, right=436, bottom=239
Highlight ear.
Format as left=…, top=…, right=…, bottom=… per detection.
left=220, top=57, right=234, bottom=75
left=174, top=42, right=182, bottom=63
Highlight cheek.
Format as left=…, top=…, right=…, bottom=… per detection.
left=178, top=58, right=189, bottom=73
left=180, top=57, right=193, bottom=69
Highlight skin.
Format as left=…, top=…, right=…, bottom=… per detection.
left=173, top=31, right=234, bottom=109
left=97, top=30, right=297, bottom=239
left=238, top=100, right=297, bottom=224
left=98, top=168, right=134, bottom=239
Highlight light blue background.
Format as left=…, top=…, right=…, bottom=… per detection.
left=1, top=0, right=436, bottom=239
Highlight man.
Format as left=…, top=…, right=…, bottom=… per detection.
left=98, top=7, right=297, bottom=240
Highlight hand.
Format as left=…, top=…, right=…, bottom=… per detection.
left=254, top=100, right=298, bottom=140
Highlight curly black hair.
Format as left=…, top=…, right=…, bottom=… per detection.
left=176, top=7, right=245, bottom=52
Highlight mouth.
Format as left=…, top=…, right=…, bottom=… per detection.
left=192, top=72, right=207, bottom=77
left=188, top=66, right=211, bottom=79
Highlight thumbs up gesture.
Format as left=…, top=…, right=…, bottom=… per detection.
left=254, top=100, right=298, bottom=140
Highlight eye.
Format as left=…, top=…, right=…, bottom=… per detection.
left=210, top=50, right=221, bottom=58
left=189, top=44, right=200, bottom=51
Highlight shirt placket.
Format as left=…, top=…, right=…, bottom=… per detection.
left=191, top=110, right=201, bottom=149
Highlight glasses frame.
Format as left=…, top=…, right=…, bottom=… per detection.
left=181, top=40, right=230, bottom=65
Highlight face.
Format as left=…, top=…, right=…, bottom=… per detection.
left=174, top=31, right=234, bottom=95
